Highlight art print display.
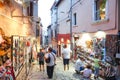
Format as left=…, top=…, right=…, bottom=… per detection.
left=12, top=36, right=26, bottom=76
left=106, top=35, right=117, bottom=58
left=19, top=37, right=26, bottom=68
left=12, top=36, right=19, bottom=76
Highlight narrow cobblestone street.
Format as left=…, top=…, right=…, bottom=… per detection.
left=27, top=57, right=104, bottom=80
left=1, top=0, right=120, bottom=80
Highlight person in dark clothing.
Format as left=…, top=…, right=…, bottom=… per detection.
left=37, top=48, right=45, bottom=71
left=52, top=49, right=57, bottom=55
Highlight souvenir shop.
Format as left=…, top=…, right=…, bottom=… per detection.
left=11, top=35, right=35, bottom=80
left=73, top=31, right=120, bottom=76
left=0, top=33, right=33, bottom=80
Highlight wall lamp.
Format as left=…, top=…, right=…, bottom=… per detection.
left=95, top=30, right=106, bottom=38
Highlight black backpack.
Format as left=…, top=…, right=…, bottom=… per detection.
left=45, top=53, right=55, bottom=63
left=45, top=54, right=50, bottom=63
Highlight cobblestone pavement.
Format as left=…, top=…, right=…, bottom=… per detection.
left=54, top=58, right=82, bottom=80
left=27, top=57, right=104, bottom=80
left=26, top=60, right=48, bottom=80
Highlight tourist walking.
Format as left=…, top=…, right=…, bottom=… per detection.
left=62, top=44, right=72, bottom=71
left=44, top=47, right=56, bottom=79
left=37, top=48, right=45, bottom=71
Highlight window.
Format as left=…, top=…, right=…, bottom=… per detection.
left=93, top=0, right=107, bottom=21
left=30, top=2, right=33, bottom=16
left=36, top=25, right=39, bottom=37
left=51, top=30, right=53, bottom=38
left=73, top=13, right=77, bottom=25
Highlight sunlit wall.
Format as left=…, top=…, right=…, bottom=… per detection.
left=0, top=1, right=33, bottom=37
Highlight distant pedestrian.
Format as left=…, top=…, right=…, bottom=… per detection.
left=52, top=49, right=57, bottom=55
left=44, top=47, right=56, bottom=79
left=44, top=45, right=49, bottom=53
left=37, top=48, right=45, bottom=71
left=62, top=44, right=72, bottom=71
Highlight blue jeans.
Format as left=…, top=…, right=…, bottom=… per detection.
left=94, top=67, right=99, bottom=77
left=80, top=66, right=84, bottom=71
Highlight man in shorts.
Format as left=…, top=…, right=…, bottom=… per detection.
left=37, top=48, right=45, bottom=71
left=62, top=44, right=72, bottom=71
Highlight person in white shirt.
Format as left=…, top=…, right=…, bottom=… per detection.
left=62, top=44, right=72, bottom=71
left=75, top=56, right=85, bottom=74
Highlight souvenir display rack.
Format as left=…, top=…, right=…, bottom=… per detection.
left=11, top=35, right=26, bottom=77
